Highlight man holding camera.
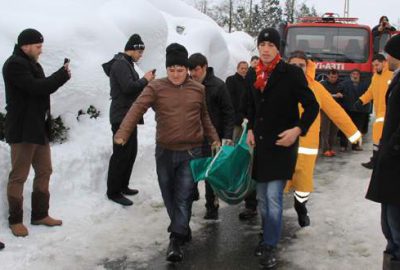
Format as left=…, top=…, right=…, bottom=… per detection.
left=2, top=28, right=71, bottom=237
left=102, top=34, right=155, bottom=206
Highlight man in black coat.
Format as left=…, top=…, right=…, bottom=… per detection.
left=337, top=69, right=371, bottom=151
left=246, top=28, right=319, bottom=268
left=2, top=28, right=70, bottom=237
left=102, top=34, right=155, bottom=206
left=227, top=61, right=258, bottom=220
left=188, top=53, right=234, bottom=220
left=320, top=69, right=341, bottom=156
left=366, top=34, right=400, bottom=270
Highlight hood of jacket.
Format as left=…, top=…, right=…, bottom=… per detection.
left=102, top=52, right=132, bottom=77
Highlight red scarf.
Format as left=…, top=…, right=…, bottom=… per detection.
left=254, top=54, right=281, bottom=92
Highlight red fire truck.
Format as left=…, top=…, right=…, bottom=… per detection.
left=280, top=13, right=398, bottom=81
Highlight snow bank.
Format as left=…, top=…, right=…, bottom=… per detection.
left=0, top=0, right=254, bottom=269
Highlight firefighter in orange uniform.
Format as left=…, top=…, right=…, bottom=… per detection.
left=285, top=51, right=362, bottom=227
left=357, top=54, right=393, bottom=169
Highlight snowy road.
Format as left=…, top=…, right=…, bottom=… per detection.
left=102, top=141, right=384, bottom=270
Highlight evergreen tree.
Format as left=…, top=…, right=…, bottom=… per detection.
left=296, top=2, right=318, bottom=20
left=284, top=0, right=295, bottom=23
left=249, top=4, right=262, bottom=36
left=260, top=0, right=283, bottom=28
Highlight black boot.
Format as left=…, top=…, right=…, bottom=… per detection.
left=166, top=237, right=184, bottom=262
left=294, top=198, right=310, bottom=227
left=383, top=251, right=393, bottom=270
left=0, top=241, right=4, bottom=250
left=362, top=149, right=378, bottom=169
left=204, top=206, right=219, bottom=220
left=254, top=240, right=263, bottom=256
left=121, top=187, right=139, bottom=196
left=238, top=208, right=257, bottom=220
left=391, top=259, right=400, bottom=270
left=108, top=194, right=133, bottom=206
left=259, top=245, right=277, bottom=269
left=361, top=159, right=374, bottom=169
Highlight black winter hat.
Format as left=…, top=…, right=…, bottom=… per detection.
left=165, top=43, right=189, bottom=67
left=17, top=28, right=43, bottom=47
left=257, top=28, right=280, bottom=49
left=125, top=34, right=145, bottom=51
left=384, top=34, right=400, bottom=60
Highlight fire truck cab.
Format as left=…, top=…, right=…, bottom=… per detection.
left=280, top=13, right=385, bottom=81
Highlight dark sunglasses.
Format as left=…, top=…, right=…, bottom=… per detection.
left=133, top=44, right=145, bottom=50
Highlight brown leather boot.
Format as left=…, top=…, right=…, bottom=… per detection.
left=31, top=216, right=62, bottom=226
left=10, top=223, right=29, bottom=237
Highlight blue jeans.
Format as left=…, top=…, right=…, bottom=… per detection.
left=155, top=145, right=201, bottom=238
left=382, top=203, right=400, bottom=259
left=257, top=180, right=287, bottom=247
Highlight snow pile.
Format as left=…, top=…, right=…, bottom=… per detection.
left=0, top=0, right=254, bottom=269
left=0, top=0, right=385, bottom=269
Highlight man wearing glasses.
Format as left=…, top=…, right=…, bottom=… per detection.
left=102, top=34, right=155, bottom=206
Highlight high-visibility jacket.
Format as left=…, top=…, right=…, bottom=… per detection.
left=359, top=65, right=393, bottom=145
left=286, top=61, right=361, bottom=193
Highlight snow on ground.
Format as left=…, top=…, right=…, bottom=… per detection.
left=281, top=142, right=384, bottom=270
left=0, top=0, right=385, bottom=269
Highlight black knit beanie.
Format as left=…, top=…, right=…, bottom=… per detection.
left=125, top=34, right=145, bottom=51
left=17, top=28, right=43, bottom=46
left=165, top=43, right=189, bottom=67
left=257, top=28, right=280, bottom=49
left=384, top=34, right=400, bottom=60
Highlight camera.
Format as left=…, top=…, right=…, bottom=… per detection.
left=152, top=69, right=156, bottom=75
left=64, top=58, right=70, bottom=64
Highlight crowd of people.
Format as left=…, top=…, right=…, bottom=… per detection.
left=1, top=19, right=400, bottom=270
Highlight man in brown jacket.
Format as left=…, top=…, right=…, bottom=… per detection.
left=114, top=43, right=220, bottom=263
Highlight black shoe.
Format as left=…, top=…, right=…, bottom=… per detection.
left=204, top=207, right=219, bottom=220
left=259, top=245, right=277, bottom=269
left=108, top=195, right=133, bottom=206
left=361, top=160, right=373, bottom=169
left=254, top=240, right=263, bottom=256
left=166, top=238, right=183, bottom=262
left=238, top=209, right=257, bottom=220
left=0, top=241, right=4, bottom=250
left=121, top=187, right=139, bottom=196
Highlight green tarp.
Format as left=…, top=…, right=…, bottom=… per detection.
left=190, top=122, right=256, bottom=205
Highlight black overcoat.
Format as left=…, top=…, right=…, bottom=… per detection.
left=2, top=45, right=69, bottom=145
left=366, top=72, right=400, bottom=205
left=203, top=67, right=234, bottom=140
left=247, top=61, right=319, bottom=182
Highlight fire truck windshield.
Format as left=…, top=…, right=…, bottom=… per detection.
left=284, top=27, right=369, bottom=63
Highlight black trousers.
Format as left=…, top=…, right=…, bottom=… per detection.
left=106, top=123, right=138, bottom=198
left=244, top=190, right=257, bottom=211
